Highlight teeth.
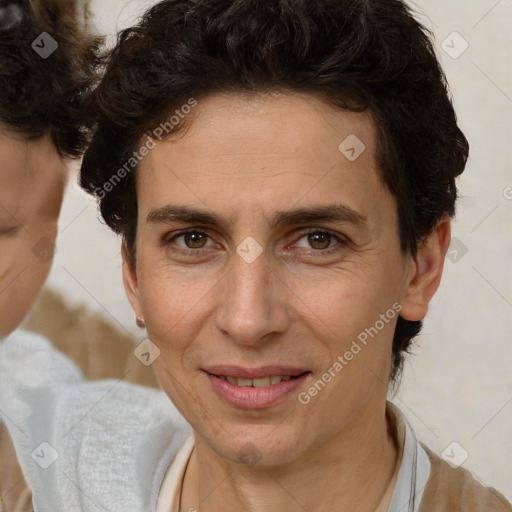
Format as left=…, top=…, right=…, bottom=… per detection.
left=252, top=377, right=270, bottom=388
left=220, top=375, right=296, bottom=387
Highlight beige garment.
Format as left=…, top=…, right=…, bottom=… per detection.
left=20, top=288, right=160, bottom=388
left=0, top=288, right=160, bottom=512
left=0, top=422, right=33, bottom=512
left=418, top=444, right=511, bottom=512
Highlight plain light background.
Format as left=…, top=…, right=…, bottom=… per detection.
left=44, top=0, right=512, bottom=500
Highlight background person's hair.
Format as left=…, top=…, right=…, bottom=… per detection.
left=0, top=0, right=101, bottom=158
left=80, top=0, right=469, bottom=384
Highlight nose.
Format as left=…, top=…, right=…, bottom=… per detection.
left=215, top=248, right=290, bottom=347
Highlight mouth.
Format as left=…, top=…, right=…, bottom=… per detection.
left=203, top=366, right=311, bottom=409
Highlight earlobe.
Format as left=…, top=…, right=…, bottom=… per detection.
left=399, top=215, right=451, bottom=321
left=122, top=245, right=144, bottom=321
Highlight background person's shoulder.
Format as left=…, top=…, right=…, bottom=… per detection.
left=419, top=443, right=512, bottom=512
left=22, top=287, right=160, bottom=388
left=0, top=330, right=190, bottom=512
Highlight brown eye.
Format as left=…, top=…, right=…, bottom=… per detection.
left=294, top=230, right=345, bottom=254
left=169, top=231, right=215, bottom=249
left=307, top=232, right=332, bottom=250
left=182, top=232, right=209, bottom=249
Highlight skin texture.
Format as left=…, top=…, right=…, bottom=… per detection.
left=123, top=92, right=451, bottom=512
left=0, top=131, right=66, bottom=338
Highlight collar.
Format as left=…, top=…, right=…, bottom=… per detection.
left=387, top=402, right=431, bottom=512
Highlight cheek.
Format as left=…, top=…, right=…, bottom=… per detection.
left=0, top=222, right=60, bottom=335
left=137, top=264, right=212, bottom=351
left=290, top=265, right=398, bottom=335
left=299, top=281, right=397, bottom=421
left=0, top=255, right=50, bottom=336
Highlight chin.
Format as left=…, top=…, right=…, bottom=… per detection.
left=206, top=426, right=306, bottom=467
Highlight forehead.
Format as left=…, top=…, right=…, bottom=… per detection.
left=136, top=92, right=390, bottom=226
left=0, top=132, right=66, bottom=222
left=146, top=92, right=376, bottom=167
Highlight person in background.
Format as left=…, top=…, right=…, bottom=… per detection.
left=0, top=0, right=95, bottom=339
left=0, top=2, right=160, bottom=510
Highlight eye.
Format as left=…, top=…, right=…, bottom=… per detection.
left=294, top=230, right=345, bottom=252
left=0, top=225, right=20, bottom=237
left=171, top=230, right=215, bottom=250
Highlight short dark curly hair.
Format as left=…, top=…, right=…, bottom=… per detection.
left=80, top=0, right=469, bottom=383
left=0, top=0, right=101, bottom=157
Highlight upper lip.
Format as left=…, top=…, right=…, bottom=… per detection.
left=204, top=365, right=310, bottom=379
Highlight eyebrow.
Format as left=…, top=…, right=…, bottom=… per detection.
left=146, top=204, right=367, bottom=230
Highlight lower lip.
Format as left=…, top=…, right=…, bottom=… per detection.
left=206, top=372, right=309, bottom=409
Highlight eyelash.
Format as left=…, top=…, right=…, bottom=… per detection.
left=165, top=228, right=347, bottom=257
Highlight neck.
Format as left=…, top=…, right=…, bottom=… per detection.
left=180, top=399, right=398, bottom=512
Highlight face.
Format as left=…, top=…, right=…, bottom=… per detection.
left=124, top=92, right=447, bottom=467
left=0, top=131, right=66, bottom=338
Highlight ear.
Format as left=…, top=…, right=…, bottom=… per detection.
left=399, top=214, right=451, bottom=321
left=122, top=243, right=144, bottom=321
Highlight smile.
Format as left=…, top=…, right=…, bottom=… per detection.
left=205, top=369, right=310, bottom=409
